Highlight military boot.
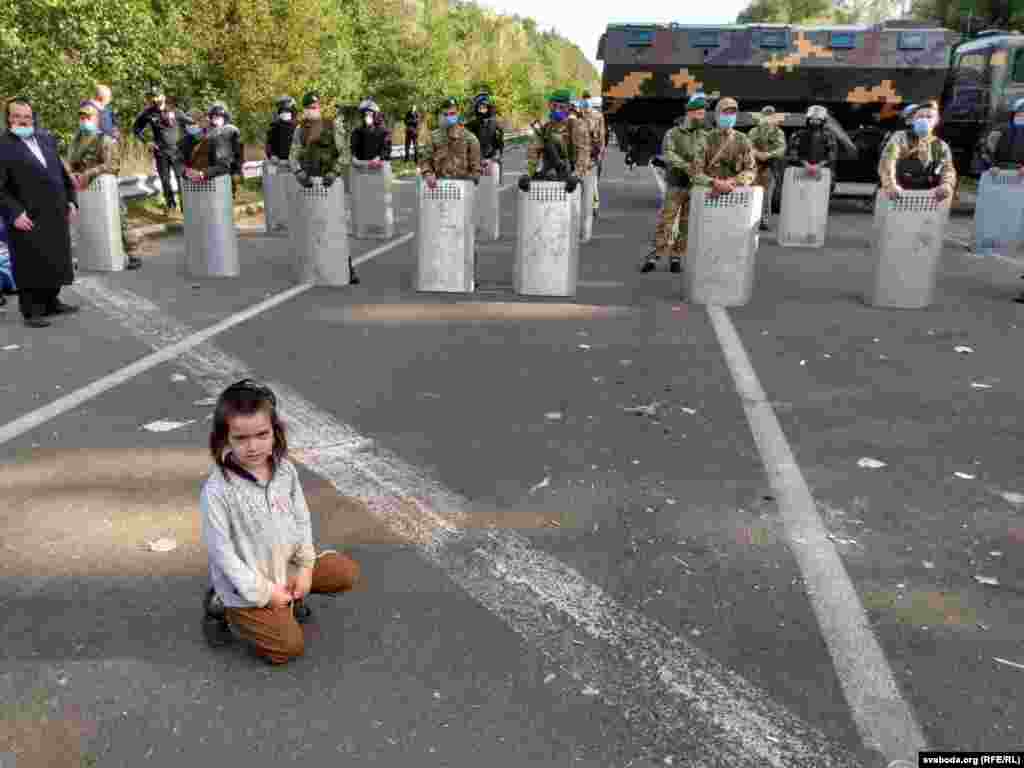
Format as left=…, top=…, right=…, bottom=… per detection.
left=293, top=599, right=313, bottom=624
left=669, top=258, right=682, bottom=273
left=202, top=587, right=234, bottom=648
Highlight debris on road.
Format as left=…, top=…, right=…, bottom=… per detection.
left=623, top=402, right=661, bottom=417
left=681, top=407, right=696, bottom=415
left=544, top=673, right=557, bottom=684
left=857, top=457, right=887, bottom=469
left=993, top=657, right=1024, bottom=671
left=577, top=344, right=591, bottom=350
left=954, top=345, right=974, bottom=354
left=529, top=476, right=550, bottom=494
left=193, top=397, right=218, bottom=407
left=970, top=381, right=993, bottom=390
left=544, top=519, right=561, bottom=528
left=666, top=498, right=677, bottom=505
left=581, top=685, right=600, bottom=696
left=2, top=344, right=21, bottom=351
left=974, top=575, right=1000, bottom=587
left=922, top=561, right=935, bottom=569
left=170, top=373, right=187, bottom=382
left=141, top=419, right=196, bottom=432
left=953, top=472, right=976, bottom=480
left=144, top=538, right=177, bottom=553
left=417, top=392, right=441, bottom=400
left=545, top=411, right=563, bottom=421
left=799, top=359, right=806, bottom=366
left=997, top=490, right=1024, bottom=505
left=619, top=359, right=632, bottom=366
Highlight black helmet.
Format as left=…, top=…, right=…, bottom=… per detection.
left=473, top=93, right=492, bottom=110
left=276, top=96, right=297, bottom=112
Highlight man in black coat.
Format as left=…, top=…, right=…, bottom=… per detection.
left=132, top=87, right=188, bottom=211
left=351, top=99, right=392, bottom=168
left=403, top=105, right=420, bottom=162
left=0, top=97, right=78, bottom=328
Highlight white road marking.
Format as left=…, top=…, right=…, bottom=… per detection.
left=21, top=277, right=867, bottom=765
left=706, top=305, right=927, bottom=764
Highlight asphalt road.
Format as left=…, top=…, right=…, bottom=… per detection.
left=1, top=144, right=1022, bottom=768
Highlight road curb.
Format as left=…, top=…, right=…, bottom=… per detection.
left=127, top=201, right=266, bottom=241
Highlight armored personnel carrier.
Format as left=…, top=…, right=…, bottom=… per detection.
left=597, top=21, right=962, bottom=188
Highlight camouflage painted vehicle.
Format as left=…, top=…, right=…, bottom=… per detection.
left=597, top=21, right=963, bottom=186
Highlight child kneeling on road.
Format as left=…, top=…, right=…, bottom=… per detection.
left=200, top=379, right=361, bottom=664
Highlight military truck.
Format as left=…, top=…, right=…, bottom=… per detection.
left=596, top=20, right=1000, bottom=196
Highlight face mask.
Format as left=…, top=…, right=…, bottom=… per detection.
left=718, top=114, right=736, bottom=130
left=211, top=116, right=225, bottom=128
left=443, top=114, right=459, bottom=128
left=589, top=99, right=599, bottom=109
left=304, top=108, right=320, bottom=120
left=550, top=110, right=567, bottom=122
left=365, top=113, right=374, bottom=126
left=279, top=112, right=293, bottom=122
left=11, top=126, right=34, bottom=139
left=478, top=107, right=488, bottom=115
left=912, top=117, right=932, bottom=137
left=186, top=125, right=201, bottom=136
left=1014, top=115, right=1024, bottom=127
left=79, top=121, right=98, bottom=134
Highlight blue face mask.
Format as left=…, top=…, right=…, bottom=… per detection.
left=718, top=114, right=736, bottom=130
left=912, top=117, right=932, bottom=137
left=11, top=126, right=34, bottom=139
left=79, top=121, right=98, bottom=134
left=186, top=125, right=201, bottom=136
left=443, top=114, right=459, bottom=128
left=550, top=109, right=568, bottom=122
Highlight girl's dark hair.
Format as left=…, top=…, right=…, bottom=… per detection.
left=209, top=379, right=288, bottom=477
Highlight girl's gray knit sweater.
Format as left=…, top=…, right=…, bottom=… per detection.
left=200, top=457, right=317, bottom=609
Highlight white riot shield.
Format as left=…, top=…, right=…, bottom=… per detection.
left=289, top=179, right=350, bottom=285
left=777, top=166, right=831, bottom=248
left=263, top=162, right=290, bottom=234
left=350, top=162, right=395, bottom=239
left=684, top=187, right=762, bottom=307
left=580, top=171, right=596, bottom=243
left=182, top=175, right=239, bottom=278
left=869, top=190, right=947, bottom=309
left=514, top=181, right=580, bottom=297
left=475, top=161, right=501, bottom=242
left=73, top=174, right=125, bottom=271
left=416, top=179, right=475, bottom=293
left=975, top=169, right=1024, bottom=256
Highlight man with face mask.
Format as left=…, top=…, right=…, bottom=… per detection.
left=289, top=92, right=359, bottom=283
left=132, top=87, right=188, bottom=211
left=787, top=105, right=838, bottom=185
left=878, top=100, right=955, bottom=203
left=580, top=92, right=606, bottom=214
left=0, top=97, right=79, bottom=327
left=350, top=99, right=391, bottom=170
left=466, top=93, right=505, bottom=177
left=68, top=101, right=140, bottom=269
left=691, top=97, right=756, bottom=200
left=748, top=105, right=787, bottom=231
left=265, top=96, right=298, bottom=168
left=642, top=93, right=707, bottom=274
left=185, top=102, right=242, bottom=195
left=520, top=89, right=588, bottom=194
left=981, top=97, right=1024, bottom=174
left=420, top=97, right=482, bottom=188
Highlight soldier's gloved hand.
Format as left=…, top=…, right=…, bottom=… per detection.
left=518, top=175, right=531, bottom=192
left=424, top=173, right=438, bottom=190
left=888, top=185, right=902, bottom=201
left=296, top=171, right=314, bottom=188
left=473, top=176, right=480, bottom=186
left=323, top=173, right=337, bottom=188
left=564, top=174, right=579, bottom=194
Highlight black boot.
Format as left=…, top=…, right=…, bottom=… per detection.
left=293, top=599, right=313, bottom=624
left=349, top=260, right=360, bottom=285
left=669, top=258, right=682, bottom=274
left=202, top=587, right=234, bottom=647
left=640, top=260, right=656, bottom=273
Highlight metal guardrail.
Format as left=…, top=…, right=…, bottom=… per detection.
left=118, top=129, right=531, bottom=200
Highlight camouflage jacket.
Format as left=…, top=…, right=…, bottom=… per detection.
left=419, top=125, right=482, bottom=181
left=582, top=109, right=606, bottom=158
left=526, top=118, right=589, bottom=179
left=288, top=119, right=344, bottom=178
left=67, top=133, right=120, bottom=185
left=692, top=128, right=757, bottom=187
left=333, top=119, right=352, bottom=168
left=747, top=122, right=786, bottom=165
left=661, top=121, right=705, bottom=187
left=877, top=132, right=956, bottom=194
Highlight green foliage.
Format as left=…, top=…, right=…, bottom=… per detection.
left=0, top=0, right=599, bottom=147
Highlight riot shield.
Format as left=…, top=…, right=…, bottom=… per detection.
left=514, top=181, right=580, bottom=297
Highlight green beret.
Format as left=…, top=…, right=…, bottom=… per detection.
left=302, top=92, right=320, bottom=108
left=439, top=96, right=459, bottom=111
left=686, top=96, right=706, bottom=111
left=548, top=89, right=574, bottom=104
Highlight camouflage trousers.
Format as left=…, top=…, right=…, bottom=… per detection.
left=653, top=187, right=690, bottom=258
left=120, top=199, right=138, bottom=255
left=755, top=164, right=776, bottom=223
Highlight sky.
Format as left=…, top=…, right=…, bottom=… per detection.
left=476, top=0, right=752, bottom=71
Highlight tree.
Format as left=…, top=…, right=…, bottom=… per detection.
left=736, top=0, right=833, bottom=23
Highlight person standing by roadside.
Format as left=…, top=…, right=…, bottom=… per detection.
left=0, top=97, right=79, bottom=328
left=748, top=105, right=787, bottom=231
left=91, top=84, right=120, bottom=141
left=404, top=105, right=420, bottom=162
left=132, top=88, right=187, bottom=211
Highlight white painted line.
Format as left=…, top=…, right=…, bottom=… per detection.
left=352, top=232, right=414, bottom=266
left=706, top=305, right=927, bottom=764
left=576, top=280, right=626, bottom=288
left=57, top=279, right=863, bottom=766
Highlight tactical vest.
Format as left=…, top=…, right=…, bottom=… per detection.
left=896, top=139, right=945, bottom=190
left=299, top=119, right=339, bottom=177
left=267, top=120, right=296, bottom=160
left=995, top=127, right=1024, bottom=167
left=69, top=134, right=106, bottom=173
left=351, top=125, right=388, bottom=162
left=800, top=128, right=829, bottom=165
left=472, top=117, right=499, bottom=159
left=538, top=122, right=576, bottom=180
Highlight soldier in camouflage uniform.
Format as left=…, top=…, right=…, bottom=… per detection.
left=580, top=91, right=607, bottom=213
left=419, top=97, right=482, bottom=187
left=519, top=89, right=587, bottom=194
left=68, top=101, right=141, bottom=269
left=289, top=91, right=360, bottom=284
left=877, top=100, right=955, bottom=203
left=333, top=100, right=353, bottom=182
left=748, top=105, right=786, bottom=231
left=642, top=93, right=707, bottom=274
left=692, top=97, right=757, bottom=194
